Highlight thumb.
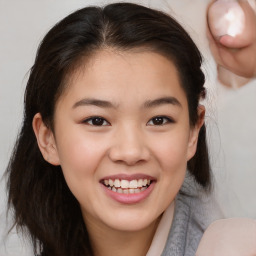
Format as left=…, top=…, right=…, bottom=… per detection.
left=219, top=34, right=249, bottom=48
left=218, top=0, right=256, bottom=49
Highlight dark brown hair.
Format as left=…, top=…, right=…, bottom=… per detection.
left=6, top=3, right=210, bottom=255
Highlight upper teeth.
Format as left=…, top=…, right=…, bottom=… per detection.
left=104, top=179, right=150, bottom=189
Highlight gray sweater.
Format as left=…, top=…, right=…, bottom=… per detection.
left=161, top=175, right=214, bottom=256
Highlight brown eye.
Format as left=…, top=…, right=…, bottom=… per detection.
left=83, top=117, right=110, bottom=126
left=147, top=116, right=173, bottom=126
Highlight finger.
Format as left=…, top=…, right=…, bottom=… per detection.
left=219, top=0, right=256, bottom=48
left=218, top=47, right=240, bottom=74
left=218, top=45, right=256, bottom=77
left=219, top=34, right=249, bottom=49
left=206, top=0, right=224, bottom=64
left=206, top=5, right=224, bottom=66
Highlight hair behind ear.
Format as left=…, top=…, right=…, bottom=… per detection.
left=187, top=124, right=211, bottom=189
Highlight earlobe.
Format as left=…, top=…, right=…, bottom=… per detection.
left=187, top=105, right=205, bottom=160
left=32, top=113, right=60, bottom=166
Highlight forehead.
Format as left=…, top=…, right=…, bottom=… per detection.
left=58, top=49, right=187, bottom=108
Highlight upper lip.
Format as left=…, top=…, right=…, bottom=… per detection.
left=100, top=173, right=156, bottom=182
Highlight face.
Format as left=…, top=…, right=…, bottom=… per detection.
left=34, top=49, right=203, bottom=234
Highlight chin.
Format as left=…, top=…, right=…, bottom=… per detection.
left=101, top=209, right=162, bottom=233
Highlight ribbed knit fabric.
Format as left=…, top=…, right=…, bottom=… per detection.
left=161, top=174, right=212, bottom=256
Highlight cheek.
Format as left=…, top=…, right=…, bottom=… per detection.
left=55, top=129, right=108, bottom=193
left=59, top=138, right=97, bottom=171
left=57, top=125, right=108, bottom=165
left=150, top=130, right=190, bottom=171
left=158, top=140, right=188, bottom=190
left=146, top=130, right=189, bottom=213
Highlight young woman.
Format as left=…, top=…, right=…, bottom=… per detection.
left=6, top=3, right=211, bottom=256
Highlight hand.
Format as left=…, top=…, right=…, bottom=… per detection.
left=207, top=0, right=256, bottom=79
left=196, top=218, right=256, bottom=256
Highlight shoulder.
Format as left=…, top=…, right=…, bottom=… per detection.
left=196, top=218, right=256, bottom=256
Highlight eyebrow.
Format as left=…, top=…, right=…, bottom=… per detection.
left=72, top=98, right=117, bottom=109
left=72, top=96, right=182, bottom=109
left=143, top=97, right=182, bottom=109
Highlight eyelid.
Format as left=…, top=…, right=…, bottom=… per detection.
left=82, top=116, right=111, bottom=126
left=146, top=116, right=174, bottom=126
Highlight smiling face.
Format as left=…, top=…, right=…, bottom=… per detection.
left=34, top=49, right=203, bottom=234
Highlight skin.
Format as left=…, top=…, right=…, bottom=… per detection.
left=207, top=0, right=256, bottom=87
left=196, top=218, right=256, bottom=256
left=33, top=49, right=204, bottom=256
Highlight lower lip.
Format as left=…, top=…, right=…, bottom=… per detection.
left=101, top=182, right=155, bottom=204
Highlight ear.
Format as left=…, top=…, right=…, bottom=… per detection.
left=32, top=113, right=60, bottom=166
left=187, top=105, right=205, bottom=161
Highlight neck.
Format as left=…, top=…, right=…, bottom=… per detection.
left=85, top=215, right=162, bottom=256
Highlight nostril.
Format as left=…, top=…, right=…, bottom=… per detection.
left=108, top=144, right=150, bottom=165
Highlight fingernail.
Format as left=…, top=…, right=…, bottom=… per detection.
left=208, top=0, right=245, bottom=37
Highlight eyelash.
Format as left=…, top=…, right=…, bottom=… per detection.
left=147, top=116, right=174, bottom=126
left=82, top=116, right=174, bottom=126
left=83, top=116, right=110, bottom=126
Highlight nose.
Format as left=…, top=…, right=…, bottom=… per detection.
left=108, top=125, right=150, bottom=166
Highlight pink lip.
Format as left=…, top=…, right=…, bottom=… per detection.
left=100, top=181, right=156, bottom=204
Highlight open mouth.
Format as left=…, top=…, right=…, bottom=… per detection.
left=101, top=178, right=153, bottom=194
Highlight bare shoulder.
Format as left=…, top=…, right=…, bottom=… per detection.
left=196, top=218, right=256, bottom=256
